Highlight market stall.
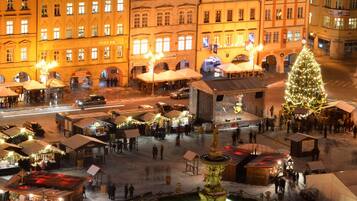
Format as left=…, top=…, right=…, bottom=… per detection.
left=0, top=82, right=23, bottom=101
left=112, top=115, right=143, bottom=130
left=46, top=78, right=66, bottom=105
left=18, top=139, right=64, bottom=170
left=176, top=68, right=202, bottom=80
left=286, top=133, right=319, bottom=157
left=0, top=141, right=22, bottom=176
left=217, top=62, right=263, bottom=78
left=0, top=87, right=19, bottom=108
left=22, top=80, right=46, bottom=104
left=72, top=117, right=113, bottom=141
left=1, top=126, right=34, bottom=144
left=61, top=134, right=107, bottom=168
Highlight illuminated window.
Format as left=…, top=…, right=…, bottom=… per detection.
left=295, top=32, right=301, bottom=41
left=91, top=25, right=98, bottom=36
left=105, top=0, right=112, bottom=13
left=92, top=1, right=99, bottom=13
left=67, top=3, right=73, bottom=15
left=276, top=9, right=282, bottom=20
left=163, top=37, right=170, bottom=52
left=349, top=18, right=357, bottom=29
left=117, top=24, right=123, bottom=35
left=309, top=12, right=312, bottom=24
left=116, top=46, right=123, bottom=58
left=66, top=50, right=72, bottom=61
left=214, top=35, right=220, bottom=46
left=117, top=0, right=124, bottom=12
left=78, top=49, right=84, bottom=61
left=79, top=2, right=85, bottom=15
left=91, top=48, right=98, bottom=59
left=287, top=31, right=293, bottom=41
left=323, top=16, right=330, bottom=27
left=155, top=38, right=163, bottom=53
left=41, top=28, right=48, bottom=40
left=334, top=17, right=344, bottom=29
left=133, top=39, right=148, bottom=55
left=202, top=35, right=210, bottom=48
left=178, top=36, right=192, bottom=50
left=236, top=34, right=244, bottom=46
left=104, top=24, right=111, bottom=36
left=104, top=47, right=110, bottom=59
left=66, top=27, right=73, bottom=38
left=178, top=36, right=185, bottom=50
left=53, top=27, right=60, bottom=39
left=78, top=26, right=85, bottom=37
left=186, top=36, right=192, bottom=50
left=21, top=20, right=28, bottom=34
left=21, top=48, right=27, bottom=61
left=21, top=0, right=28, bottom=10
left=133, top=40, right=140, bottom=55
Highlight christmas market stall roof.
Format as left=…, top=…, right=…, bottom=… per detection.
left=218, top=62, right=262, bottom=74
left=1, top=127, right=33, bottom=138
left=164, top=110, right=184, bottom=119
left=136, top=72, right=159, bottom=83
left=245, top=153, right=286, bottom=168
left=22, top=80, right=46, bottom=91
left=286, top=133, right=319, bottom=142
left=0, top=87, right=18, bottom=97
left=18, top=139, right=64, bottom=156
left=237, top=143, right=276, bottom=155
left=0, top=82, right=23, bottom=89
left=136, top=112, right=158, bottom=122
left=46, top=78, right=66, bottom=88
left=155, top=70, right=185, bottom=82
left=323, top=100, right=356, bottom=113
left=61, top=134, right=107, bottom=151
left=73, top=117, right=111, bottom=129
left=176, top=68, right=202, bottom=80
left=190, top=77, right=266, bottom=95
left=64, top=111, right=111, bottom=121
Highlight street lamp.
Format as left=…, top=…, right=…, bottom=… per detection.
left=246, top=43, right=264, bottom=74
left=144, top=51, right=164, bottom=96
left=35, top=60, right=58, bottom=86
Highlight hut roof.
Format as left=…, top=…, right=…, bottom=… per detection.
left=0, top=87, right=18, bottom=97
left=61, top=134, right=107, bottom=151
left=22, top=80, right=46, bottom=91
left=18, top=139, right=63, bottom=156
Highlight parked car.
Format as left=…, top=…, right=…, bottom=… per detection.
left=170, top=87, right=190, bottom=99
left=75, top=95, right=106, bottom=106
left=138, top=104, right=154, bottom=109
left=173, top=104, right=189, bottom=111
left=156, top=102, right=173, bottom=113
left=23, top=121, right=45, bottom=137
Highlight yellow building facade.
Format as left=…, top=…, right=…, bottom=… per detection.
left=0, top=0, right=37, bottom=83
left=129, top=0, right=198, bottom=79
left=309, top=0, right=357, bottom=59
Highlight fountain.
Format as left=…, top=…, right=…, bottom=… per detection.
left=199, top=126, right=230, bottom=201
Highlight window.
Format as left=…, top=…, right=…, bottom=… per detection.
left=41, top=28, right=48, bottom=40
left=116, top=46, right=123, bottom=57
left=78, top=49, right=84, bottom=61
left=202, top=35, right=210, bottom=48
left=204, top=11, right=210, bottom=23
left=287, top=8, right=293, bottom=19
left=179, top=11, right=185, bottom=24
left=53, top=27, right=60, bottom=39
left=117, top=24, right=123, bottom=35
left=276, top=9, right=282, bottom=20
left=78, top=26, right=85, bottom=37
left=351, top=0, right=357, bottom=9
left=164, top=12, right=170, bottom=25
left=178, top=36, right=192, bottom=50
left=334, top=17, right=344, bottom=29
left=67, top=3, right=73, bottom=15
left=227, top=10, right=233, bottom=22
left=295, top=32, right=301, bottom=41
left=21, top=48, right=27, bottom=61
left=349, top=18, right=357, bottom=29
left=156, top=38, right=170, bottom=52
left=66, top=50, right=72, bottom=61
left=6, top=49, right=13, bottom=62
left=336, top=0, right=343, bottom=9
left=155, top=38, right=163, bottom=53
left=134, top=14, right=140, bottom=28
left=324, top=0, right=331, bottom=7
left=214, top=35, right=220, bottom=46
left=117, top=0, right=124, bottom=12
left=250, top=8, right=255, bottom=20
left=42, top=5, right=48, bottom=17
left=265, top=9, right=271, bottom=20
left=265, top=32, right=272, bottom=43
left=297, top=7, right=303, bottom=18
left=91, top=48, right=98, bottom=59
left=133, top=39, right=148, bottom=55
left=143, top=13, right=149, bottom=27
left=66, top=27, right=73, bottom=38
left=273, top=32, right=279, bottom=43
left=104, top=24, right=111, bottom=36
left=41, top=51, right=47, bottom=60
left=105, top=0, right=112, bottom=12
left=287, top=31, right=293, bottom=41
left=54, top=4, right=61, bottom=16
left=54, top=51, right=59, bottom=61
left=236, top=34, right=244, bottom=46
left=163, top=37, right=170, bottom=52
left=309, top=12, right=312, bottom=24
left=187, top=11, right=193, bottom=24
left=104, top=47, right=110, bottom=59
left=79, top=2, right=85, bottom=14
left=157, top=13, right=163, bottom=26
left=6, top=21, right=13, bottom=35
left=215, top=10, right=221, bottom=22
left=225, top=34, right=232, bottom=46
left=92, top=1, right=99, bottom=13
left=239, top=9, right=244, bottom=21
left=21, top=0, right=28, bottom=10
left=21, top=20, right=28, bottom=34
left=7, top=0, right=14, bottom=10
left=91, top=25, right=98, bottom=36
left=323, top=16, right=330, bottom=27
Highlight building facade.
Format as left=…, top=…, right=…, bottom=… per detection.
left=129, top=0, right=199, bottom=80
left=0, top=0, right=37, bottom=83
left=309, top=0, right=357, bottom=59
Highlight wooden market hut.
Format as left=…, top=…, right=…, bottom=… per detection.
left=0, top=82, right=23, bottom=101
left=286, top=133, right=319, bottom=157
left=0, top=87, right=19, bottom=108
left=5, top=172, right=86, bottom=201
left=0, top=142, right=22, bottom=176
left=183, top=150, right=199, bottom=175
left=306, top=160, right=326, bottom=174
left=72, top=118, right=113, bottom=141
left=22, top=80, right=46, bottom=104
left=123, top=129, right=140, bottom=151
left=1, top=127, right=34, bottom=144
left=46, top=78, right=66, bottom=103
left=61, top=134, right=107, bottom=168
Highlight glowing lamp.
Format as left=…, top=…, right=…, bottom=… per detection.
left=257, top=44, right=264, bottom=52
left=28, top=135, right=33, bottom=141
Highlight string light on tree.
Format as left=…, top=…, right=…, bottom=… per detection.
left=283, top=45, right=327, bottom=116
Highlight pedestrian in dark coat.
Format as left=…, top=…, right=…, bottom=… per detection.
left=129, top=184, right=134, bottom=199
left=124, top=184, right=129, bottom=199
left=253, top=132, right=257, bottom=143
left=107, top=184, right=112, bottom=199
left=152, top=145, right=158, bottom=160
left=111, top=183, right=116, bottom=200
left=353, top=125, right=357, bottom=139
left=249, top=131, right=253, bottom=143
left=160, top=144, right=164, bottom=160
left=280, top=178, right=286, bottom=193
left=258, top=122, right=262, bottom=133
left=236, top=126, right=241, bottom=140
left=274, top=178, right=279, bottom=193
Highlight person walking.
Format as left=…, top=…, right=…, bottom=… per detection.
left=274, top=178, right=280, bottom=193
left=232, top=132, right=237, bottom=146
left=236, top=126, right=241, bottom=141
left=82, top=185, right=86, bottom=199
left=107, top=183, right=112, bottom=199
left=111, top=183, right=116, bottom=200
left=253, top=132, right=257, bottom=143
left=280, top=178, right=286, bottom=193
left=249, top=131, right=253, bottom=143
left=353, top=124, right=357, bottom=139
left=152, top=144, right=158, bottom=160
left=124, top=184, right=129, bottom=199
left=129, top=184, right=134, bottom=199
left=160, top=144, right=164, bottom=160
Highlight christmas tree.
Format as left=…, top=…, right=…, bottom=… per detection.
left=283, top=46, right=327, bottom=116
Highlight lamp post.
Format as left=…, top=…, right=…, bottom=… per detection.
left=246, top=43, right=264, bottom=74
left=35, top=60, right=58, bottom=86
left=144, top=51, right=164, bottom=96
